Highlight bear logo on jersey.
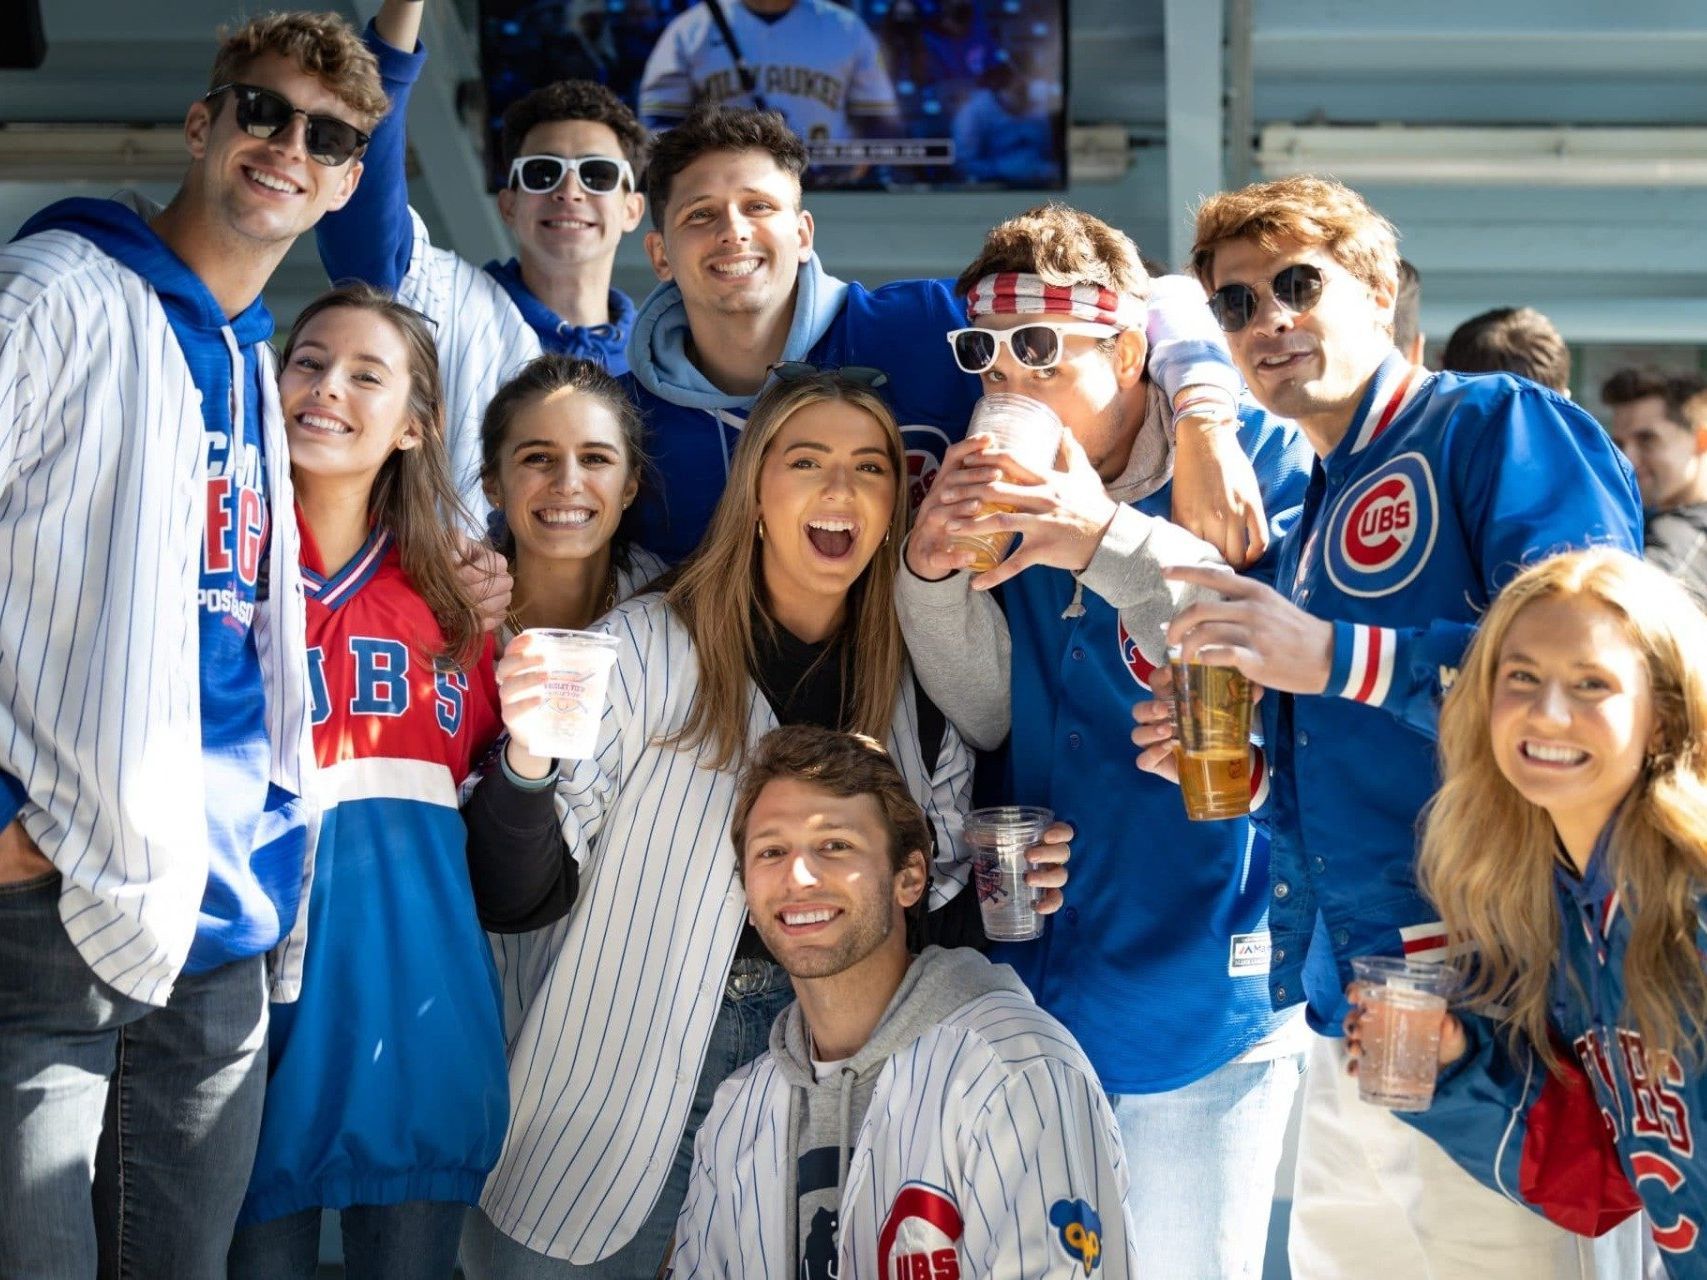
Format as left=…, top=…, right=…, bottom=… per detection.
left=877, top=1182, right=963, bottom=1280
left=1048, top=1198, right=1103, bottom=1273
left=1325, top=451, right=1439, bottom=598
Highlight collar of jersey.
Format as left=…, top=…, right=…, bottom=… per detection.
left=1329, top=351, right=1428, bottom=470
left=302, top=525, right=393, bottom=610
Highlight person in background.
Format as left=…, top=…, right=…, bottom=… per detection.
left=458, top=370, right=1070, bottom=1279
left=1394, top=258, right=1424, bottom=366
left=674, top=725, right=1135, bottom=1278
left=1132, top=174, right=1645, bottom=1278
left=1602, top=367, right=1707, bottom=603
left=1441, top=304, right=1573, bottom=396
left=897, top=203, right=1312, bottom=1278
left=228, top=284, right=506, bottom=1279
left=318, top=0, right=648, bottom=516
left=1355, top=548, right=1707, bottom=1277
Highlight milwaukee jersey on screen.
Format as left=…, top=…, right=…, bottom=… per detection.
left=241, top=521, right=507, bottom=1223
left=624, top=277, right=980, bottom=561
left=1403, top=831, right=1703, bottom=1275
left=1259, top=354, right=1642, bottom=1023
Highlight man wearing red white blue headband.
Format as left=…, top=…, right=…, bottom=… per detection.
left=896, top=202, right=1315, bottom=1278
left=1134, top=175, right=1644, bottom=1277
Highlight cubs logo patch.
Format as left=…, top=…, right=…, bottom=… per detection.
left=878, top=1182, right=963, bottom=1280
left=1049, top=1198, right=1103, bottom=1274
left=1324, top=451, right=1439, bottom=598
left=1116, top=618, right=1156, bottom=690
left=902, top=424, right=952, bottom=515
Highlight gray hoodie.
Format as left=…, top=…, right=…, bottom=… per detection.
left=768, top=945, right=1031, bottom=1275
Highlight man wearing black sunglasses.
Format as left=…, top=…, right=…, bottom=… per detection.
left=1135, top=175, right=1644, bottom=1278
left=318, top=0, right=648, bottom=522
left=0, top=13, right=386, bottom=1280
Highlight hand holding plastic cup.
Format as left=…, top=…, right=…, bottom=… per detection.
left=505, top=628, right=620, bottom=761
left=962, top=805, right=1052, bottom=941
left=949, top=394, right=1065, bottom=573
left=1349, top=955, right=1457, bottom=1111
left=1166, top=645, right=1253, bottom=820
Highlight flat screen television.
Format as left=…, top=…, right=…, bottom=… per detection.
left=477, top=0, right=1069, bottom=192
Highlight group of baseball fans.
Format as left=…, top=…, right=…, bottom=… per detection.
left=4, top=6, right=1707, bottom=1280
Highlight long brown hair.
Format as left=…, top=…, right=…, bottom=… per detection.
left=661, top=373, right=908, bottom=770
left=1420, top=548, right=1707, bottom=1073
left=281, top=283, right=484, bottom=667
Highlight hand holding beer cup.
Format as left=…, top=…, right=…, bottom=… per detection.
left=943, top=394, right=1064, bottom=575
left=1342, top=961, right=1467, bottom=1111
left=497, top=627, right=621, bottom=778
left=1132, top=663, right=1263, bottom=786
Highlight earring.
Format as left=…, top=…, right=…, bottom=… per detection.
left=757, top=519, right=766, bottom=542
left=882, top=529, right=891, bottom=545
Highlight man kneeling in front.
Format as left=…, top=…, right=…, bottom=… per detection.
left=670, top=725, right=1135, bottom=1278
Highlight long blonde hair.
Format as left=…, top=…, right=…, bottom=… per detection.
left=1420, top=548, right=1707, bottom=1072
left=662, top=373, right=909, bottom=771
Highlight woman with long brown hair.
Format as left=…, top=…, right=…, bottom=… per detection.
left=459, top=368, right=1070, bottom=1279
left=228, top=284, right=508, bottom=1279
left=1345, top=549, right=1707, bottom=1271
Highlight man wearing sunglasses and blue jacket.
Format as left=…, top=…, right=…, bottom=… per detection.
left=317, top=0, right=648, bottom=520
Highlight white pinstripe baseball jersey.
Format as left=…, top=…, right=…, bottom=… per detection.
left=0, top=204, right=318, bottom=1008
left=477, top=591, right=972, bottom=1262
left=672, top=961, right=1137, bottom=1278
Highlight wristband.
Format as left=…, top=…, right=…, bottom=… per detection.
left=500, top=740, right=560, bottom=791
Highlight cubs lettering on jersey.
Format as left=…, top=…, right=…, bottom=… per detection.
left=880, top=1183, right=963, bottom=1280
left=1323, top=451, right=1438, bottom=598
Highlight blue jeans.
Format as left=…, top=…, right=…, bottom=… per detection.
left=1109, top=1049, right=1304, bottom=1280
left=461, top=962, right=792, bottom=1279
left=227, top=1202, right=467, bottom=1280
left=0, top=871, right=268, bottom=1280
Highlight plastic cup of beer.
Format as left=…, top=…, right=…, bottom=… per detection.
left=962, top=805, right=1052, bottom=942
left=1166, top=646, right=1253, bottom=821
left=948, top=394, right=1065, bottom=573
left=510, top=628, right=621, bottom=760
left=1350, top=955, right=1457, bottom=1111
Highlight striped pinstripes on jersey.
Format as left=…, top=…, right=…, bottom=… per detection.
left=479, top=593, right=972, bottom=1263
left=0, top=229, right=316, bottom=1007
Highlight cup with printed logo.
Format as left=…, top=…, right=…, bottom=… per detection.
left=962, top=806, right=1052, bottom=942
left=948, top=394, right=1065, bottom=573
left=1350, top=955, right=1457, bottom=1111
left=1166, top=645, right=1253, bottom=821
left=509, top=628, right=621, bottom=760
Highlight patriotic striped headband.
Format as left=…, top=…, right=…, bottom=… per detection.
left=965, top=271, right=1146, bottom=330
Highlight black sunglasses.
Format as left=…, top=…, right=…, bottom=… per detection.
left=1208, top=263, right=1326, bottom=334
left=205, top=83, right=370, bottom=167
left=769, top=361, right=890, bottom=389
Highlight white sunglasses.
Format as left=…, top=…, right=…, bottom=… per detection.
left=507, top=153, right=635, bottom=196
left=946, top=321, right=1122, bottom=375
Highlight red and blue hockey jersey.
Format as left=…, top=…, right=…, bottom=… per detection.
left=1403, top=826, right=1702, bottom=1276
left=1258, top=353, right=1642, bottom=1025
left=240, top=520, right=506, bottom=1224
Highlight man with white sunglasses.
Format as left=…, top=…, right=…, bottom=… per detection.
left=317, top=0, right=647, bottom=515
left=896, top=203, right=1314, bottom=1279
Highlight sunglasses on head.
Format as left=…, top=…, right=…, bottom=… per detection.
left=507, top=154, right=635, bottom=196
left=945, top=321, right=1120, bottom=376
left=769, top=361, right=891, bottom=389
left=1207, top=262, right=1326, bottom=334
left=204, top=83, right=369, bottom=167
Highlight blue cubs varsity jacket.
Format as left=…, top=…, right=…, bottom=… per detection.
left=997, top=399, right=1313, bottom=1093
left=1259, top=353, right=1642, bottom=1026
left=1402, top=822, right=1702, bottom=1275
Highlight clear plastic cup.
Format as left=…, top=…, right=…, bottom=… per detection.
left=1167, top=644, right=1254, bottom=821
left=1350, top=955, right=1458, bottom=1111
left=949, top=394, right=1065, bottom=573
left=962, top=805, right=1053, bottom=942
left=508, top=628, right=621, bottom=760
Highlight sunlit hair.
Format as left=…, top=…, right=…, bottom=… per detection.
left=477, top=353, right=652, bottom=568
left=729, top=725, right=931, bottom=883
left=209, top=11, right=387, bottom=131
left=954, top=202, right=1151, bottom=303
left=1441, top=306, right=1571, bottom=395
left=1190, top=175, right=1400, bottom=297
left=282, top=283, right=484, bottom=667
left=661, top=373, right=908, bottom=771
left=645, top=106, right=807, bottom=229
left=500, top=79, right=648, bottom=171
left=1420, top=548, right=1707, bottom=1073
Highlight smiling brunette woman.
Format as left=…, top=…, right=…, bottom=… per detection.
left=457, top=370, right=996, bottom=1280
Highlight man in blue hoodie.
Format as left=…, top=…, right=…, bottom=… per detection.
left=318, top=0, right=648, bottom=516
left=0, top=14, right=385, bottom=1278
left=624, top=105, right=1272, bottom=567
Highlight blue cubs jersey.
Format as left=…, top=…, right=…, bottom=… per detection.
left=240, top=522, right=507, bottom=1225
left=1404, top=828, right=1702, bottom=1274
left=995, top=401, right=1312, bottom=1092
left=623, top=278, right=981, bottom=561
left=1260, top=354, right=1641, bottom=1025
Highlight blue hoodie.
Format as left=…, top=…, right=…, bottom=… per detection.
left=12, top=196, right=307, bottom=972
